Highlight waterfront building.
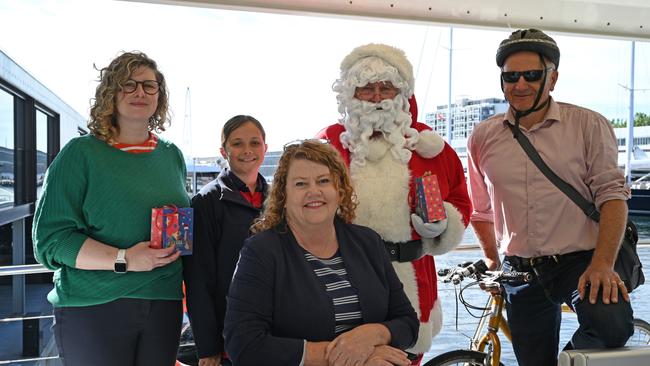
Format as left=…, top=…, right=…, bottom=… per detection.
left=425, top=97, right=509, bottom=170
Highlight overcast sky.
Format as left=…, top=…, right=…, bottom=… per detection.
left=1, top=0, right=649, bottom=157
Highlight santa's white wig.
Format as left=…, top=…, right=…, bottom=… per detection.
left=333, top=44, right=419, bottom=167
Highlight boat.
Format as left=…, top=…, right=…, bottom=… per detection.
left=629, top=173, right=650, bottom=216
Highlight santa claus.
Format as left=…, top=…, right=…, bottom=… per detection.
left=317, top=43, right=471, bottom=361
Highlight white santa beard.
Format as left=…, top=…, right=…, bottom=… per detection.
left=340, top=97, right=415, bottom=167
left=350, top=152, right=412, bottom=242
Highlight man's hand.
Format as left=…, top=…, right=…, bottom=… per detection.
left=578, top=259, right=630, bottom=305
left=363, top=345, right=411, bottom=366
left=198, top=355, right=221, bottom=366
left=411, top=213, right=447, bottom=239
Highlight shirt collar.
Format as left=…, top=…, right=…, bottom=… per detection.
left=224, top=168, right=265, bottom=193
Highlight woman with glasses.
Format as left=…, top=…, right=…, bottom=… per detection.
left=224, top=140, right=418, bottom=366
left=33, top=51, right=189, bottom=366
left=183, top=115, right=268, bottom=366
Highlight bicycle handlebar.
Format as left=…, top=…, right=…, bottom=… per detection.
left=438, top=259, right=532, bottom=285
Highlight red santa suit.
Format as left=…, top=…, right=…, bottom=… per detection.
left=317, top=96, right=471, bottom=356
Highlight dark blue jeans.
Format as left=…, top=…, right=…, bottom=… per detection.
left=502, top=251, right=634, bottom=366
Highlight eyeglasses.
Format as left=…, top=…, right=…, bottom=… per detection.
left=283, top=138, right=330, bottom=151
left=501, top=68, right=553, bottom=83
left=121, top=79, right=160, bottom=95
left=354, top=82, right=400, bottom=99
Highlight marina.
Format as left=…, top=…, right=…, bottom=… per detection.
left=1, top=1, right=650, bottom=365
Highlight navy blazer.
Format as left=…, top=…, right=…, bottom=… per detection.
left=224, top=218, right=419, bottom=366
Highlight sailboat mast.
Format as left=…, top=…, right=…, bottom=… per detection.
left=183, top=87, right=196, bottom=194
left=625, top=41, right=635, bottom=184
left=446, top=26, right=453, bottom=143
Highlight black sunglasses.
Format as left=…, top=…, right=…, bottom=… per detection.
left=501, top=68, right=553, bottom=83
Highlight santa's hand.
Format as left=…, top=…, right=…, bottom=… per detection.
left=411, top=213, right=448, bottom=239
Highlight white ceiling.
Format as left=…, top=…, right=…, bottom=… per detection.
left=131, top=0, right=650, bottom=40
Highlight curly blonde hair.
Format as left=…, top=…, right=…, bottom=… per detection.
left=252, top=140, right=357, bottom=233
left=88, top=51, right=170, bottom=142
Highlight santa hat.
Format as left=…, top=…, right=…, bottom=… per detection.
left=408, top=95, right=418, bottom=126
left=340, top=43, right=415, bottom=97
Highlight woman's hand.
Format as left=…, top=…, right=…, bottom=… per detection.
left=198, top=355, right=221, bottom=366
left=326, top=324, right=391, bottom=366
left=364, top=345, right=411, bottom=366
left=125, top=241, right=180, bottom=272
left=76, top=238, right=179, bottom=271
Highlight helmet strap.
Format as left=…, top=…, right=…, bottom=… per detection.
left=510, top=54, right=550, bottom=138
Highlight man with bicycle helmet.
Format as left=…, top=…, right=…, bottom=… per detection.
left=467, top=29, right=634, bottom=366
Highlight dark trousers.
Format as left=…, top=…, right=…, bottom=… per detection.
left=502, top=251, right=634, bottom=366
left=53, top=298, right=183, bottom=366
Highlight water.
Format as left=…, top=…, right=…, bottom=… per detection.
left=423, top=215, right=650, bottom=365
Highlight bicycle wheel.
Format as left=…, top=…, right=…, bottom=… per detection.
left=423, top=350, right=504, bottom=366
left=626, top=318, right=650, bottom=346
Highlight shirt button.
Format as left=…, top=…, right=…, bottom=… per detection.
left=390, top=249, right=396, bottom=255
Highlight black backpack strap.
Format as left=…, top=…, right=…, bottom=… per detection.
left=506, top=123, right=601, bottom=222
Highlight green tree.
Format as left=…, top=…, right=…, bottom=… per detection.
left=609, top=112, right=650, bottom=127
left=636, top=112, right=650, bottom=126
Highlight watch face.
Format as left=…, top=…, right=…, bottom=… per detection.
left=114, top=262, right=127, bottom=273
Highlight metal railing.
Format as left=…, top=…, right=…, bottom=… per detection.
left=0, top=264, right=53, bottom=277
left=0, top=266, right=58, bottom=365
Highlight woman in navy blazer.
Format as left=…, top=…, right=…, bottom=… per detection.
left=224, top=140, right=418, bottom=366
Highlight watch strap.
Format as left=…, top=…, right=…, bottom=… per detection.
left=114, top=249, right=127, bottom=273
left=116, top=248, right=126, bottom=261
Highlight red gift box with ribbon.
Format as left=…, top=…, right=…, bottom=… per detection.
left=150, top=205, right=193, bottom=255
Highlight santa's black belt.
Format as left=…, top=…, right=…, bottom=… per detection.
left=384, top=240, right=423, bottom=262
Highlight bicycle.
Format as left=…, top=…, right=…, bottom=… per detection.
left=424, top=260, right=650, bottom=366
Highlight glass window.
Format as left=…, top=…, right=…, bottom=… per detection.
left=36, top=110, right=48, bottom=200
left=0, top=222, right=11, bottom=271
left=0, top=223, right=12, bottom=319
left=0, top=89, right=14, bottom=207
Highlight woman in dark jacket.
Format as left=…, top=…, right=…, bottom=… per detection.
left=224, top=140, right=418, bottom=366
left=183, top=115, right=268, bottom=366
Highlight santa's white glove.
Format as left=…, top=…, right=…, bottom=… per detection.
left=411, top=213, right=448, bottom=239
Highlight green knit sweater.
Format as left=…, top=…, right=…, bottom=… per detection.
left=32, top=134, right=190, bottom=307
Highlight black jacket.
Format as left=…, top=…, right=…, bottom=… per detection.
left=224, top=218, right=419, bottom=366
left=182, top=168, right=268, bottom=358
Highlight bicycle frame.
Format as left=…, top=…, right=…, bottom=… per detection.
left=468, top=293, right=512, bottom=366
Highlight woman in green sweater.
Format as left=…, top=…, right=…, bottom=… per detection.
left=32, top=52, right=189, bottom=366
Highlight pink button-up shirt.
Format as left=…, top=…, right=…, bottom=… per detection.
left=467, top=99, right=630, bottom=257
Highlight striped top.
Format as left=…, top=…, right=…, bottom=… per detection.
left=110, top=132, right=158, bottom=153
left=303, top=250, right=363, bottom=334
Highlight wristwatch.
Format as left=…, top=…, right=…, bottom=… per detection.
left=114, top=249, right=127, bottom=274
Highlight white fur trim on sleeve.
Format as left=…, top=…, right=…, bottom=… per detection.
left=422, top=202, right=465, bottom=256
left=414, top=129, right=445, bottom=158
left=407, top=299, right=443, bottom=354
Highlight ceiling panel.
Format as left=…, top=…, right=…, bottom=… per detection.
left=130, top=0, right=650, bottom=40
